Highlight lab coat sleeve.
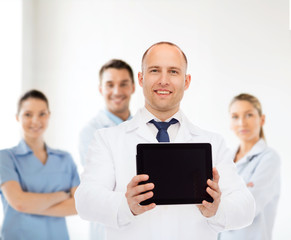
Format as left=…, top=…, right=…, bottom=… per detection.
left=206, top=136, right=256, bottom=232
left=75, top=129, right=133, bottom=229
left=78, top=123, right=96, bottom=166
left=247, top=150, right=280, bottom=216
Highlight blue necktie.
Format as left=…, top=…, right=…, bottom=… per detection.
left=149, top=118, right=179, bottom=142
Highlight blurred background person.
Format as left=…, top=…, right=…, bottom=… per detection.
left=78, top=59, right=135, bottom=240
left=0, top=89, right=80, bottom=240
left=79, top=59, right=135, bottom=165
left=219, top=93, right=281, bottom=240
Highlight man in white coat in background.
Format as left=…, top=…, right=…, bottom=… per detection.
left=79, top=59, right=135, bottom=165
left=75, top=42, right=255, bottom=240
left=78, top=59, right=135, bottom=239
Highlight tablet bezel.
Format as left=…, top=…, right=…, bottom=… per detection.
left=136, top=143, right=213, bottom=205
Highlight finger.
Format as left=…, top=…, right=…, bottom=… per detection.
left=207, top=179, right=220, bottom=193
left=212, top=167, right=220, bottom=183
left=206, top=187, right=221, bottom=201
left=127, top=174, right=149, bottom=188
left=134, top=191, right=154, bottom=204
left=201, top=200, right=214, bottom=209
left=136, top=203, right=156, bottom=215
left=127, top=183, right=154, bottom=198
left=247, top=182, right=254, bottom=187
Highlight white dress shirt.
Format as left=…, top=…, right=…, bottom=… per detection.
left=142, top=107, right=181, bottom=141
left=75, top=107, right=255, bottom=240
left=219, top=139, right=281, bottom=240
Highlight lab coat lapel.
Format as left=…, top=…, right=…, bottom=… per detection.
left=125, top=109, right=157, bottom=142
left=174, top=112, right=197, bottom=143
left=136, top=123, right=157, bottom=142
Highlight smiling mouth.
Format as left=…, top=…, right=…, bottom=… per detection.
left=29, top=127, right=42, bottom=132
left=155, top=90, right=172, bottom=95
left=110, top=96, right=126, bottom=103
left=239, top=129, right=250, bottom=134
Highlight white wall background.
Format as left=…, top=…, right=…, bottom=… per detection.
left=1, top=0, right=290, bottom=239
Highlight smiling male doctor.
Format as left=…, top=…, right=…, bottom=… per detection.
left=75, top=42, right=255, bottom=240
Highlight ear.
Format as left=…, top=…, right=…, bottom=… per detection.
left=131, top=82, right=136, bottom=94
left=138, top=72, right=143, bottom=87
left=99, top=84, right=103, bottom=95
left=184, top=74, right=191, bottom=90
left=16, top=114, right=19, bottom=122
left=260, top=114, right=265, bottom=127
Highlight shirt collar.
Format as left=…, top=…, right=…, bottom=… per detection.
left=236, top=138, right=267, bottom=165
left=140, top=107, right=182, bottom=124
left=104, top=108, right=132, bottom=125
left=12, top=139, right=33, bottom=155
left=126, top=107, right=203, bottom=138
left=12, top=139, right=63, bottom=156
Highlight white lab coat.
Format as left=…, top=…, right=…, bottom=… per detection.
left=75, top=108, right=255, bottom=240
left=219, top=139, right=280, bottom=240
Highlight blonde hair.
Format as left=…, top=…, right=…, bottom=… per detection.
left=230, top=93, right=265, bottom=140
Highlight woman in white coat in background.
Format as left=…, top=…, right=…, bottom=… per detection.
left=219, top=93, right=281, bottom=240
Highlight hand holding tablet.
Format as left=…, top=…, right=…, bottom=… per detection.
left=125, top=174, right=156, bottom=215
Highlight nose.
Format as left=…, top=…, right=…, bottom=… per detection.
left=31, top=115, right=40, bottom=124
left=112, top=85, right=122, bottom=95
left=159, top=71, right=170, bottom=86
left=238, top=117, right=247, bottom=126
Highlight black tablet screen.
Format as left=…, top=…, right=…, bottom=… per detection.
left=136, top=143, right=213, bottom=205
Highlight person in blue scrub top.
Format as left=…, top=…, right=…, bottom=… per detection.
left=78, top=59, right=135, bottom=240
left=0, top=89, right=80, bottom=240
left=219, top=93, right=281, bottom=240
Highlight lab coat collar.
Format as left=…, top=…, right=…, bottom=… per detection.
left=236, top=138, right=267, bottom=165
left=125, top=107, right=201, bottom=142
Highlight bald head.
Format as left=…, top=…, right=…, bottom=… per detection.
left=141, top=42, right=188, bottom=72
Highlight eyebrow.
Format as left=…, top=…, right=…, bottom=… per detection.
left=168, top=66, right=182, bottom=71
left=231, top=109, right=256, bottom=114
left=105, top=79, right=131, bottom=84
left=147, top=66, right=182, bottom=71
left=147, top=66, right=160, bottom=70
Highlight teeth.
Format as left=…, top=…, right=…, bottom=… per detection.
left=157, top=91, right=170, bottom=94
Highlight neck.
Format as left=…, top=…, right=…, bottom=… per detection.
left=110, top=109, right=130, bottom=121
left=236, top=137, right=260, bottom=160
left=145, top=105, right=179, bottom=121
left=24, top=136, right=45, bottom=153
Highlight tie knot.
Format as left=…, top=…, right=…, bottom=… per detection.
left=149, top=118, right=179, bottom=142
left=149, top=118, right=179, bottom=131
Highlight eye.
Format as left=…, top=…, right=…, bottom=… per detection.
left=150, top=69, right=158, bottom=73
left=106, top=83, right=114, bottom=88
left=120, top=82, right=129, bottom=87
left=40, top=112, right=47, bottom=117
left=231, top=115, right=238, bottom=119
left=170, top=70, right=178, bottom=74
left=24, top=112, right=32, bottom=117
left=246, top=113, right=253, bottom=118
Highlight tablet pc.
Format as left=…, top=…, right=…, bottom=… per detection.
left=136, top=143, right=213, bottom=205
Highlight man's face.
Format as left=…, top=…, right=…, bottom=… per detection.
left=138, top=44, right=191, bottom=116
left=99, top=68, right=135, bottom=116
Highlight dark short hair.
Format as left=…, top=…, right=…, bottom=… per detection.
left=141, top=41, right=188, bottom=71
left=17, top=89, right=49, bottom=115
left=99, top=59, right=134, bottom=84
